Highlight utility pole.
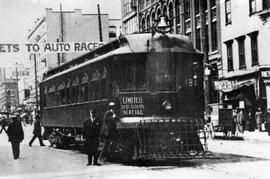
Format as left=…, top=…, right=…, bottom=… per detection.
left=33, top=54, right=39, bottom=112
left=97, top=4, right=103, bottom=42
left=59, top=3, right=65, bottom=64
left=200, top=0, right=209, bottom=114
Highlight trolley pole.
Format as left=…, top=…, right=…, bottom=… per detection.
left=33, top=54, right=39, bottom=112
left=200, top=0, right=209, bottom=114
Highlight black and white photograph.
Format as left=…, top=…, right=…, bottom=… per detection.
left=0, top=0, right=270, bottom=178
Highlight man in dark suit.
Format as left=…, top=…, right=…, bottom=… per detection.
left=6, top=115, right=24, bottom=159
left=82, top=109, right=101, bottom=166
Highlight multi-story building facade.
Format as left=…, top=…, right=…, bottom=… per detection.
left=121, top=0, right=139, bottom=34
left=0, top=64, right=30, bottom=109
left=219, top=0, right=270, bottom=129
left=121, top=0, right=222, bottom=106
left=0, top=79, right=19, bottom=112
left=27, top=8, right=121, bottom=109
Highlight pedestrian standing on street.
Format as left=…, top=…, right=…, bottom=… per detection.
left=6, top=115, right=24, bottom=160
left=236, top=108, right=244, bottom=134
left=82, top=109, right=101, bottom=166
left=255, top=107, right=263, bottom=132
left=99, top=102, right=117, bottom=162
left=29, top=113, right=45, bottom=147
left=264, top=108, right=270, bottom=136
left=232, top=109, right=237, bottom=135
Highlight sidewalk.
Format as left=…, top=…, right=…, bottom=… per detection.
left=212, top=130, right=270, bottom=143
left=242, top=131, right=270, bottom=143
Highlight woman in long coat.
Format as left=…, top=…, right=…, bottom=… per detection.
left=7, top=116, right=24, bottom=159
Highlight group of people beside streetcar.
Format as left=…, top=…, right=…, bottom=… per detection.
left=82, top=102, right=117, bottom=166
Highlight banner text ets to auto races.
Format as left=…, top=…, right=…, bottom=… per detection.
left=0, top=42, right=105, bottom=53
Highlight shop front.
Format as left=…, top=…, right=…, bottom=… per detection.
left=260, top=68, right=270, bottom=110
left=214, top=72, right=259, bottom=131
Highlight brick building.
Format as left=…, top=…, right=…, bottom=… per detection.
left=0, top=79, right=19, bottom=112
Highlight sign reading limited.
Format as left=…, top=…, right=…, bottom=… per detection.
left=120, top=96, right=144, bottom=116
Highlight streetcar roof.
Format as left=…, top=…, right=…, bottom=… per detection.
left=42, top=33, right=201, bottom=83
left=123, top=33, right=200, bottom=53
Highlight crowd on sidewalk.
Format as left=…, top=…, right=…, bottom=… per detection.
left=231, top=107, right=270, bottom=136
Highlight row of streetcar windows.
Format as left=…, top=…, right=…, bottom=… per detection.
left=43, top=67, right=107, bottom=107
left=43, top=56, right=182, bottom=107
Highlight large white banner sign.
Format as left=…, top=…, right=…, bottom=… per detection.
left=0, top=42, right=104, bottom=53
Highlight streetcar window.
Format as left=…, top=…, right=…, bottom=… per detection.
left=89, top=70, right=100, bottom=100
left=148, top=54, right=175, bottom=91
left=80, top=74, right=88, bottom=102
left=66, top=79, right=71, bottom=104
left=47, top=85, right=56, bottom=106
left=120, top=59, right=146, bottom=91
left=71, top=77, right=79, bottom=103
left=43, top=87, right=47, bottom=107
left=57, top=81, right=65, bottom=105
left=100, top=67, right=107, bottom=99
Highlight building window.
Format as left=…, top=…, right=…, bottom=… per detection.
left=211, top=21, right=218, bottom=51
left=248, top=31, right=259, bottom=66
left=195, top=0, right=200, bottom=15
left=263, top=0, right=270, bottom=9
left=175, top=0, right=181, bottom=24
left=225, top=0, right=231, bottom=24
left=151, top=12, right=156, bottom=27
left=250, top=0, right=256, bottom=14
left=146, top=15, right=150, bottom=31
left=196, top=28, right=201, bottom=50
left=236, top=36, right=246, bottom=69
left=163, top=6, right=167, bottom=17
left=141, top=18, right=146, bottom=32
left=225, top=40, right=234, bottom=72
left=210, top=0, right=216, bottom=7
left=184, top=0, right=191, bottom=20
left=109, top=26, right=117, bottom=38
left=168, top=2, right=174, bottom=20
left=157, top=8, right=161, bottom=18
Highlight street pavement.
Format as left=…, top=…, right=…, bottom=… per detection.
left=0, top=124, right=270, bottom=179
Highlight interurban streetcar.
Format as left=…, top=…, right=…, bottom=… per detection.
left=40, top=32, right=211, bottom=161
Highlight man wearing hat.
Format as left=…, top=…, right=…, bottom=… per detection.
left=6, top=115, right=24, bottom=159
left=82, top=109, right=101, bottom=166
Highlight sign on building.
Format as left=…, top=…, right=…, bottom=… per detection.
left=214, top=80, right=237, bottom=92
